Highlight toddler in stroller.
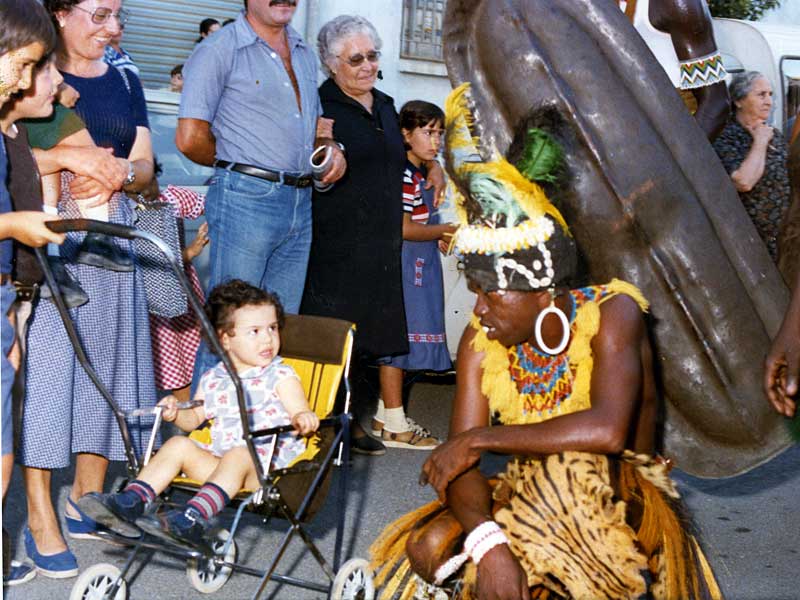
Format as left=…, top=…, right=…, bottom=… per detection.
left=78, top=279, right=320, bottom=549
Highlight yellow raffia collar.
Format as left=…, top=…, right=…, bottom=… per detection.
left=471, top=279, right=648, bottom=425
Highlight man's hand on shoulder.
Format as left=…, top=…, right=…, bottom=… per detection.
left=476, top=544, right=529, bottom=600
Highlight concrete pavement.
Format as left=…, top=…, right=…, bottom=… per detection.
left=3, top=378, right=799, bottom=599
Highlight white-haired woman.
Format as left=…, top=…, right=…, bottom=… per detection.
left=713, top=71, right=790, bottom=261
left=302, top=15, right=444, bottom=455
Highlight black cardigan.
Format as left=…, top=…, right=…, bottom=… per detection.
left=302, top=78, right=409, bottom=358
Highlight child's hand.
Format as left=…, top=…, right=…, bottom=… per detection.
left=185, top=223, right=209, bottom=262
left=57, top=82, right=80, bottom=108
left=1, top=212, right=66, bottom=247
left=438, top=224, right=457, bottom=254
left=157, top=395, right=179, bottom=422
left=291, top=410, right=320, bottom=436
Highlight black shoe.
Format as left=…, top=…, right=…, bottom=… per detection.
left=76, top=232, right=134, bottom=272
left=77, top=493, right=143, bottom=538
left=136, top=508, right=211, bottom=551
left=350, top=433, right=386, bottom=456
left=39, top=256, right=89, bottom=308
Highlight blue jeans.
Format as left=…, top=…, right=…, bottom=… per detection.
left=193, top=168, right=312, bottom=385
left=1, top=283, right=16, bottom=456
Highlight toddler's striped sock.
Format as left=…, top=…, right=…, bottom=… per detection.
left=119, top=479, right=156, bottom=507
left=187, top=482, right=230, bottom=520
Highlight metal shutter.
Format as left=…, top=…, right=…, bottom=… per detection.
left=121, top=0, right=243, bottom=89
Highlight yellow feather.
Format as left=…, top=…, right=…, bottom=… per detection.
left=443, top=82, right=571, bottom=234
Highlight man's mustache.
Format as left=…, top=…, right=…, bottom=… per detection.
left=269, top=0, right=297, bottom=6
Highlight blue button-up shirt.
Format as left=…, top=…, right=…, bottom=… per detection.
left=179, top=11, right=321, bottom=173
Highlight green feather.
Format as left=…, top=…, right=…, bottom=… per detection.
left=515, top=128, right=563, bottom=184
left=468, top=174, right=524, bottom=227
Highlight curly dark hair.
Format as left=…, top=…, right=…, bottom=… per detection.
left=205, top=279, right=285, bottom=344
left=0, top=0, right=57, bottom=56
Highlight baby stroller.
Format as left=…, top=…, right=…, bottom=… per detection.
left=39, top=219, right=374, bottom=600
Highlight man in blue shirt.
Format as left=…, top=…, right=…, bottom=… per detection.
left=177, top=0, right=345, bottom=313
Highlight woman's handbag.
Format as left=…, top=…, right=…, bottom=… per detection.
left=133, top=196, right=188, bottom=318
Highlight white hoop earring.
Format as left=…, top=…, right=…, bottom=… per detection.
left=534, top=299, right=570, bottom=355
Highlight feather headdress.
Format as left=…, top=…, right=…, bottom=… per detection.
left=445, top=83, right=576, bottom=291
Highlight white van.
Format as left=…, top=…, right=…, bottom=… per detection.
left=713, top=18, right=800, bottom=134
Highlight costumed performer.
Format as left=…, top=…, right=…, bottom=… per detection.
left=369, top=84, right=722, bottom=600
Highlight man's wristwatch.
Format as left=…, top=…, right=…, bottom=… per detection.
left=124, top=161, right=136, bottom=186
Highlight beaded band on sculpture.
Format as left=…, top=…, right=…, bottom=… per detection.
left=679, top=51, right=727, bottom=90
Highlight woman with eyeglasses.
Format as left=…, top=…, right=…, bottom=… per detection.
left=17, top=0, right=157, bottom=577
left=302, top=15, right=446, bottom=456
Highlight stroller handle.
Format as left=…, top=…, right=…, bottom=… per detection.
left=46, top=218, right=178, bottom=264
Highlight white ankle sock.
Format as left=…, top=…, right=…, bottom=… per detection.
left=42, top=205, right=60, bottom=256
left=384, top=407, right=410, bottom=433
left=374, top=398, right=385, bottom=423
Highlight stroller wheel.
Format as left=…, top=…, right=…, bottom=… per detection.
left=69, top=563, right=127, bottom=600
left=186, top=528, right=237, bottom=594
left=332, top=558, right=374, bottom=600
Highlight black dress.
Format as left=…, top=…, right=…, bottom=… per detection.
left=302, top=78, right=408, bottom=358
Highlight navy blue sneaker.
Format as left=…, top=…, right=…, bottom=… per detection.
left=77, top=492, right=143, bottom=538
left=3, top=560, right=36, bottom=586
left=136, top=507, right=211, bottom=550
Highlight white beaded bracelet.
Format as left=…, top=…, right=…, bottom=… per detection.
left=432, top=521, right=510, bottom=585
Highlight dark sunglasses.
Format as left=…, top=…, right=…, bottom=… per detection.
left=338, top=50, right=381, bottom=68
left=73, top=5, right=131, bottom=26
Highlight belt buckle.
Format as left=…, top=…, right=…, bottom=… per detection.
left=14, top=282, right=39, bottom=303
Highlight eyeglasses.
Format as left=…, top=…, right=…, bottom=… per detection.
left=338, top=50, right=381, bottom=68
left=73, top=5, right=131, bottom=26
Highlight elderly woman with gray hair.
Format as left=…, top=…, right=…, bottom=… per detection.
left=302, top=15, right=444, bottom=455
left=713, top=70, right=790, bottom=261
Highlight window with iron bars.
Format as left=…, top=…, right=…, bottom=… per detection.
left=401, top=0, right=445, bottom=61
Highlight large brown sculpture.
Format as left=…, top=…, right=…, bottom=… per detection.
left=443, top=0, right=792, bottom=477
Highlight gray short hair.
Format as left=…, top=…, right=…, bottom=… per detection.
left=729, top=71, right=767, bottom=109
left=317, top=15, right=382, bottom=77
